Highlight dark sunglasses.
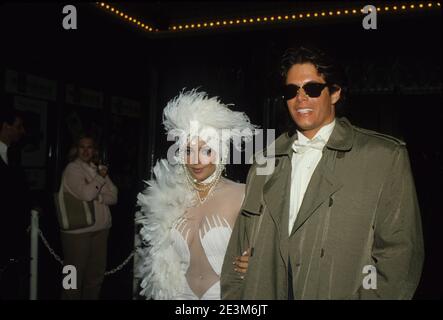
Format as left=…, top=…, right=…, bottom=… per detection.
left=282, top=82, right=329, bottom=100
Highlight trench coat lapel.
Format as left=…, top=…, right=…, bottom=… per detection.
left=290, top=155, right=342, bottom=235
left=262, top=133, right=295, bottom=234
left=290, top=117, right=354, bottom=236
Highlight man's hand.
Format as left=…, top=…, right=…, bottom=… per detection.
left=233, top=248, right=251, bottom=278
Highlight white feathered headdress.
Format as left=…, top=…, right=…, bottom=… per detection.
left=163, top=89, right=256, bottom=164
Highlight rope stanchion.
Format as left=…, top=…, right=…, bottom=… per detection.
left=104, top=252, right=135, bottom=276
left=28, top=225, right=136, bottom=276
left=29, top=210, right=39, bottom=300
left=38, top=230, right=63, bottom=265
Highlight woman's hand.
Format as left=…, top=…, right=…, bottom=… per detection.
left=98, top=165, right=108, bottom=177
left=233, top=248, right=251, bottom=278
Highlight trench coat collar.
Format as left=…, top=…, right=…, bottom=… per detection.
left=325, top=117, right=354, bottom=152
left=272, top=117, right=354, bottom=157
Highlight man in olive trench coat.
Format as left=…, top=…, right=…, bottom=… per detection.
left=220, top=46, right=424, bottom=300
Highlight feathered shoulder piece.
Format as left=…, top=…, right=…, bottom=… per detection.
left=135, top=159, right=193, bottom=299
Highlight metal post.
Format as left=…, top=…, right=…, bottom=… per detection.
left=29, top=209, right=39, bottom=300
left=132, top=222, right=140, bottom=300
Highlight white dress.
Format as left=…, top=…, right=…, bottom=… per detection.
left=171, top=178, right=244, bottom=299
left=135, top=160, right=245, bottom=300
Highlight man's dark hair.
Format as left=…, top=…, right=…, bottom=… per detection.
left=0, top=95, right=24, bottom=131
left=280, top=45, right=347, bottom=95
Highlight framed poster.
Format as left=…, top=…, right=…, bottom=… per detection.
left=14, top=95, right=48, bottom=167
left=5, top=69, right=57, bottom=101
left=66, top=84, right=104, bottom=109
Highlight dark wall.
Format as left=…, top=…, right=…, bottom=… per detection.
left=2, top=3, right=441, bottom=299
left=2, top=3, right=155, bottom=299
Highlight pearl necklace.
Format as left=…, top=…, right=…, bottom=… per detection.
left=184, top=165, right=222, bottom=204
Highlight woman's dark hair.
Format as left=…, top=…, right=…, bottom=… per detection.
left=68, top=133, right=99, bottom=162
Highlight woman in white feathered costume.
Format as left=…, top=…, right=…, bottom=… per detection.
left=135, top=89, right=256, bottom=300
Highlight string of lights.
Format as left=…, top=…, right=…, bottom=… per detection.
left=96, top=2, right=441, bottom=34
left=96, top=2, right=158, bottom=32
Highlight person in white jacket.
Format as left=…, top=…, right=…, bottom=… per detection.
left=60, top=134, right=118, bottom=300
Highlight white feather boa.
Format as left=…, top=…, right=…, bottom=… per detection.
left=135, top=159, right=194, bottom=300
